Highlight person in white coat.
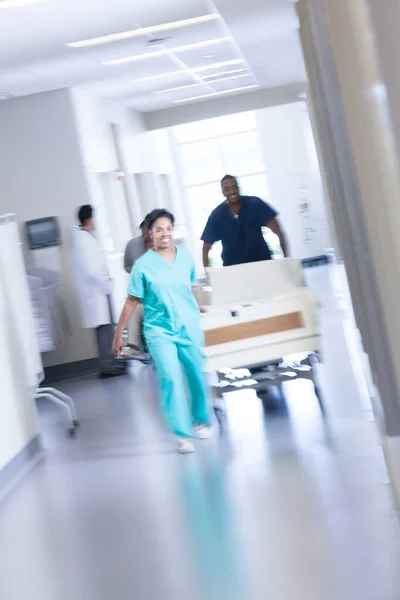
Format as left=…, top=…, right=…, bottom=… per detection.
left=70, top=205, right=127, bottom=378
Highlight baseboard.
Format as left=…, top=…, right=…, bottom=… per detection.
left=43, top=358, right=98, bottom=384
left=0, top=436, right=43, bottom=503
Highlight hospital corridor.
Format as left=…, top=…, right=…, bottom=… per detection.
left=2, top=265, right=400, bottom=600
left=2, top=1, right=400, bottom=599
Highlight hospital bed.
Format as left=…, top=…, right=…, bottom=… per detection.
left=198, top=258, right=324, bottom=412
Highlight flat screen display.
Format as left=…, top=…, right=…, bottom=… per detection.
left=25, top=217, right=61, bottom=250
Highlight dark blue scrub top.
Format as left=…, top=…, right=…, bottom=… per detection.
left=201, top=196, right=277, bottom=266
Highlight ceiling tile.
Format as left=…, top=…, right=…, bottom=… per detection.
left=19, top=0, right=213, bottom=42
left=83, top=67, right=197, bottom=100
left=0, top=12, right=60, bottom=64
left=177, top=41, right=241, bottom=70
left=83, top=20, right=228, bottom=64
left=0, top=0, right=306, bottom=111
left=0, top=65, right=55, bottom=96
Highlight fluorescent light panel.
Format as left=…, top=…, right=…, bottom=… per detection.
left=190, top=58, right=244, bottom=73
left=155, top=73, right=250, bottom=94
left=68, top=14, right=219, bottom=48
left=173, top=84, right=259, bottom=103
left=103, top=37, right=232, bottom=66
left=203, top=68, right=248, bottom=80
left=133, top=59, right=245, bottom=83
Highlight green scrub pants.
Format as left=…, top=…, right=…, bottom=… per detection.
left=148, top=337, right=210, bottom=439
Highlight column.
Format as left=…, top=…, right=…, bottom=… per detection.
left=298, top=0, right=400, bottom=499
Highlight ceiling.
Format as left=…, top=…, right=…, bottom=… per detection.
left=0, top=0, right=306, bottom=112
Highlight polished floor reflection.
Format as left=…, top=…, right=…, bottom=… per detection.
left=1, top=266, right=400, bottom=599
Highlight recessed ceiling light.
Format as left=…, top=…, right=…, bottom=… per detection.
left=173, top=84, right=259, bottom=104
left=132, top=59, right=246, bottom=83
left=103, top=37, right=232, bottom=66
left=155, top=73, right=251, bottom=95
left=203, top=54, right=214, bottom=59
left=0, top=0, right=47, bottom=7
left=67, top=14, right=219, bottom=48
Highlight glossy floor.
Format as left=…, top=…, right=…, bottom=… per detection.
left=1, top=266, right=400, bottom=600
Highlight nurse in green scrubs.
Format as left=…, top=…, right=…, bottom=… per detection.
left=113, top=209, right=211, bottom=454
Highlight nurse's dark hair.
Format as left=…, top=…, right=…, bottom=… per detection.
left=78, top=204, right=93, bottom=226
left=145, top=208, right=175, bottom=230
left=221, top=174, right=237, bottom=185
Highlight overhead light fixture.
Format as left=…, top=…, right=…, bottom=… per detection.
left=155, top=82, right=206, bottom=94
left=0, top=0, right=47, bottom=7
left=132, top=59, right=246, bottom=83
left=155, top=73, right=251, bottom=94
left=173, top=84, right=259, bottom=104
left=68, top=14, right=219, bottom=48
left=203, top=68, right=248, bottom=80
left=103, top=37, right=232, bottom=66
left=194, top=59, right=245, bottom=73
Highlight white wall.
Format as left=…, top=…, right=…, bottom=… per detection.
left=0, top=87, right=168, bottom=369
left=0, top=300, right=39, bottom=471
left=144, top=83, right=307, bottom=130
left=71, top=89, right=146, bottom=174
left=0, top=88, right=97, bottom=367
left=256, top=102, right=332, bottom=258
left=70, top=89, right=188, bottom=313
left=71, top=89, right=147, bottom=234
left=71, top=90, right=155, bottom=313
left=0, top=217, right=40, bottom=474
left=71, top=88, right=186, bottom=231
left=71, top=88, right=189, bottom=228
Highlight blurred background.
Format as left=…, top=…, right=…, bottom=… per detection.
left=2, top=1, right=400, bottom=599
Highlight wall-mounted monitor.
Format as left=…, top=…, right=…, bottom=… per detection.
left=25, top=217, right=61, bottom=250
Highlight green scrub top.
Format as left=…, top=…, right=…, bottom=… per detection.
left=127, top=247, right=203, bottom=346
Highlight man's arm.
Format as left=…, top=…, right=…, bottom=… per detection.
left=257, top=198, right=288, bottom=258
left=202, top=242, right=212, bottom=269
left=201, top=211, right=220, bottom=270
left=267, top=217, right=288, bottom=257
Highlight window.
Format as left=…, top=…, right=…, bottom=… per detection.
left=172, top=110, right=272, bottom=274
left=220, top=131, right=265, bottom=175
left=173, top=119, right=218, bottom=143
left=180, top=141, right=223, bottom=186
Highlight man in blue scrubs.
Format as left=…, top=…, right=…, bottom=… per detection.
left=201, top=175, right=288, bottom=268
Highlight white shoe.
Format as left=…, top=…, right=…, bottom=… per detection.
left=178, top=438, right=196, bottom=454
left=194, top=425, right=213, bottom=440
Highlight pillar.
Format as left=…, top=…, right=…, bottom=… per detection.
left=297, top=0, right=400, bottom=500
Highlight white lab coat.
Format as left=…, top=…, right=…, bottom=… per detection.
left=68, top=227, right=112, bottom=328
